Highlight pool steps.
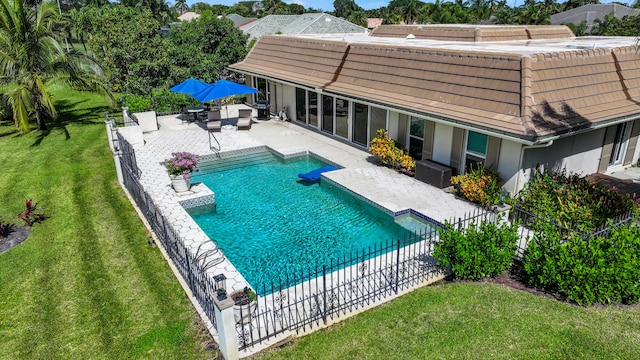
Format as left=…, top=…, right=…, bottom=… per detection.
left=198, top=151, right=277, bottom=173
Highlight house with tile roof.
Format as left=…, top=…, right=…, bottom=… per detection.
left=239, top=13, right=367, bottom=42
left=551, top=4, right=640, bottom=33
left=229, top=25, right=640, bottom=193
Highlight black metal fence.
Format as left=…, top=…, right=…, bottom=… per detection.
left=116, top=132, right=142, bottom=180
left=117, top=138, right=219, bottom=330
left=510, top=205, right=636, bottom=256
left=235, top=209, right=496, bottom=350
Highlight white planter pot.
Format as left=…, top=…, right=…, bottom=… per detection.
left=231, top=290, right=258, bottom=324
left=170, top=174, right=191, bottom=193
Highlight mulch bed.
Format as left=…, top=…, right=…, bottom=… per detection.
left=0, top=225, right=30, bottom=254
left=443, top=268, right=565, bottom=302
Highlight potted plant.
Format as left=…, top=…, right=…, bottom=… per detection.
left=160, top=152, right=200, bottom=192
left=230, top=286, right=258, bottom=324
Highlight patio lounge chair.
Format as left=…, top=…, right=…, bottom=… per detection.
left=206, top=110, right=221, bottom=132
left=237, top=109, right=253, bottom=130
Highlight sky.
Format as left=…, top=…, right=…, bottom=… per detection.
left=185, top=0, right=630, bottom=13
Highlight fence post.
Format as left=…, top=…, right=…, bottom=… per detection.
left=213, top=296, right=239, bottom=360
left=105, top=119, right=124, bottom=184
left=322, top=264, right=327, bottom=325
left=394, top=238, right=400, bottom=294
left=492, top=203, right=512, bottom=226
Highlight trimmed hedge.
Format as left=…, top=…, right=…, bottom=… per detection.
left=434, top=217, right=519, bottom=280
left=523, top=223, right=640, bottom=305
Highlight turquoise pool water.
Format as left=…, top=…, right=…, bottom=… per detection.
left=189, top=151, right=433, bottom=291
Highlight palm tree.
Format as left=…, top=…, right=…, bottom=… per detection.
left=0, top=0, right=111, bottom=133
left=174, top=0, right=188, bottom=15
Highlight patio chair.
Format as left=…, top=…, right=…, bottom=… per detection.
left=206, top=110, right=222, bottom=132
left=237, top=108, right=253, bottom=130
left=180, top=107, right=189, bottom=123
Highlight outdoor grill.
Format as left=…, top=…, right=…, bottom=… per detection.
left=255, top=100, right=270, bottom=119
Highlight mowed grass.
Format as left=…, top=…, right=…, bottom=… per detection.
left=255, top=282, right=640, bottom=359
left=0, top=89, right=216, bottom=359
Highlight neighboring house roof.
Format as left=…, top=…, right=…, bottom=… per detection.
left=370, top=24, right=574, bottom=41
left=550, top=4, right=640, bottom=32
left=226, top=13, right=257, bottom=28
left=178, top=11, right=200, bottom=21
left=239, top=13, right=367, bottom=42
left=230, top=25, right=640, bottom=144
left=367, top=18, right=383, bottom=29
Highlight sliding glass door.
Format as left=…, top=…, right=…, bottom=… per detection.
left=322, top=95, right=334, bottom=133
left=352, top=102, right=368, bottom=146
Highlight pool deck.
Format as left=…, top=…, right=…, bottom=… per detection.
left=129, top=105, right=481, bottom=293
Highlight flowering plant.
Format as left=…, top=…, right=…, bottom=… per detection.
left=161, top=152, right=200, bottom=179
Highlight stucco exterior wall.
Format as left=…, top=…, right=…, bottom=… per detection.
left=433, top=123, right=454, bottom=166
left=497, top=140, right=522, bottom=194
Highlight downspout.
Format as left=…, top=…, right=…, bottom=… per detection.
left=515, top=140, right=554, bottom=193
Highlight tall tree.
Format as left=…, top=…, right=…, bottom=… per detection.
left=168, top=13, right=248, bottom=84
left=333, top=0, right=363, bottom=18
left=78, top=5, right=173, bottom=93
left=174, top=0, right=188, bottom=14
left=0, top=0, right=111, bottom=133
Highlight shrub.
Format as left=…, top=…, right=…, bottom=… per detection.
left=434, top=217, right=519, bottom=280
left=121, top=94, right=152, bottom=113
left=451, top=164, right=502, bottom=208
left=17, top=199, right=45, bottom=226
left=370, top=129, right=415, bottom=172
left=523, top=223, right=640, bottom=305
left=370, top=129, right=397, bottom=167
left=151, top=88, right=201, bottom=114
left=517, top=168, right=637, bottom=231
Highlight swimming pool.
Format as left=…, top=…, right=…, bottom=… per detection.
left=189, top=151, right=434, bottom=291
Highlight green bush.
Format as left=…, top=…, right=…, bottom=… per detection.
left=121, top=93, right=152, bottom=113
left=451, top=164, right=503, bottom=208
left=434, top=217, right=519, bottom=280
left=518, top=168, right=637, bottom=231
left=151, top=88, right=200, bottom=114
left=523, top=223, right=640, bottom=305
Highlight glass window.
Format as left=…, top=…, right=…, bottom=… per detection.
left=609, top=122, right=629, bottom=166
left=465, top=131, right=488, bottom=171
left=322, top=95, right=333, bottom=133
left=369, top=106, right=386, bottom=143
left=335, top=98, right=348, bottom=138
left=409, top=117, right=425, bottom=160
left=255, top=78, right=267, bottom=101
left=309, top=92, right=318, bottom=127
left=295, top=88, right=306, bottom=123
left=352, top=102, right=368, bottom=146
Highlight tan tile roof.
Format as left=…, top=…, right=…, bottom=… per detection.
left=367, top=18, right=384, bottom=29
left=370, top=25, right=574, bottom=42
left=230, top=31, right=640, bottom=142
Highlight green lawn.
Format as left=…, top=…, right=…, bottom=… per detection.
left=0, top=89, right=217, bottom=359
left=256, top=282, right=640, bottom=359
left=2, top=89, right=639, bottom=360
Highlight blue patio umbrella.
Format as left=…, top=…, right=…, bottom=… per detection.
left=192, top=79, right=259, bottom=103
left=192, top=80, right=260, bottom=126
left=169, top=77, right=209, bottom=95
